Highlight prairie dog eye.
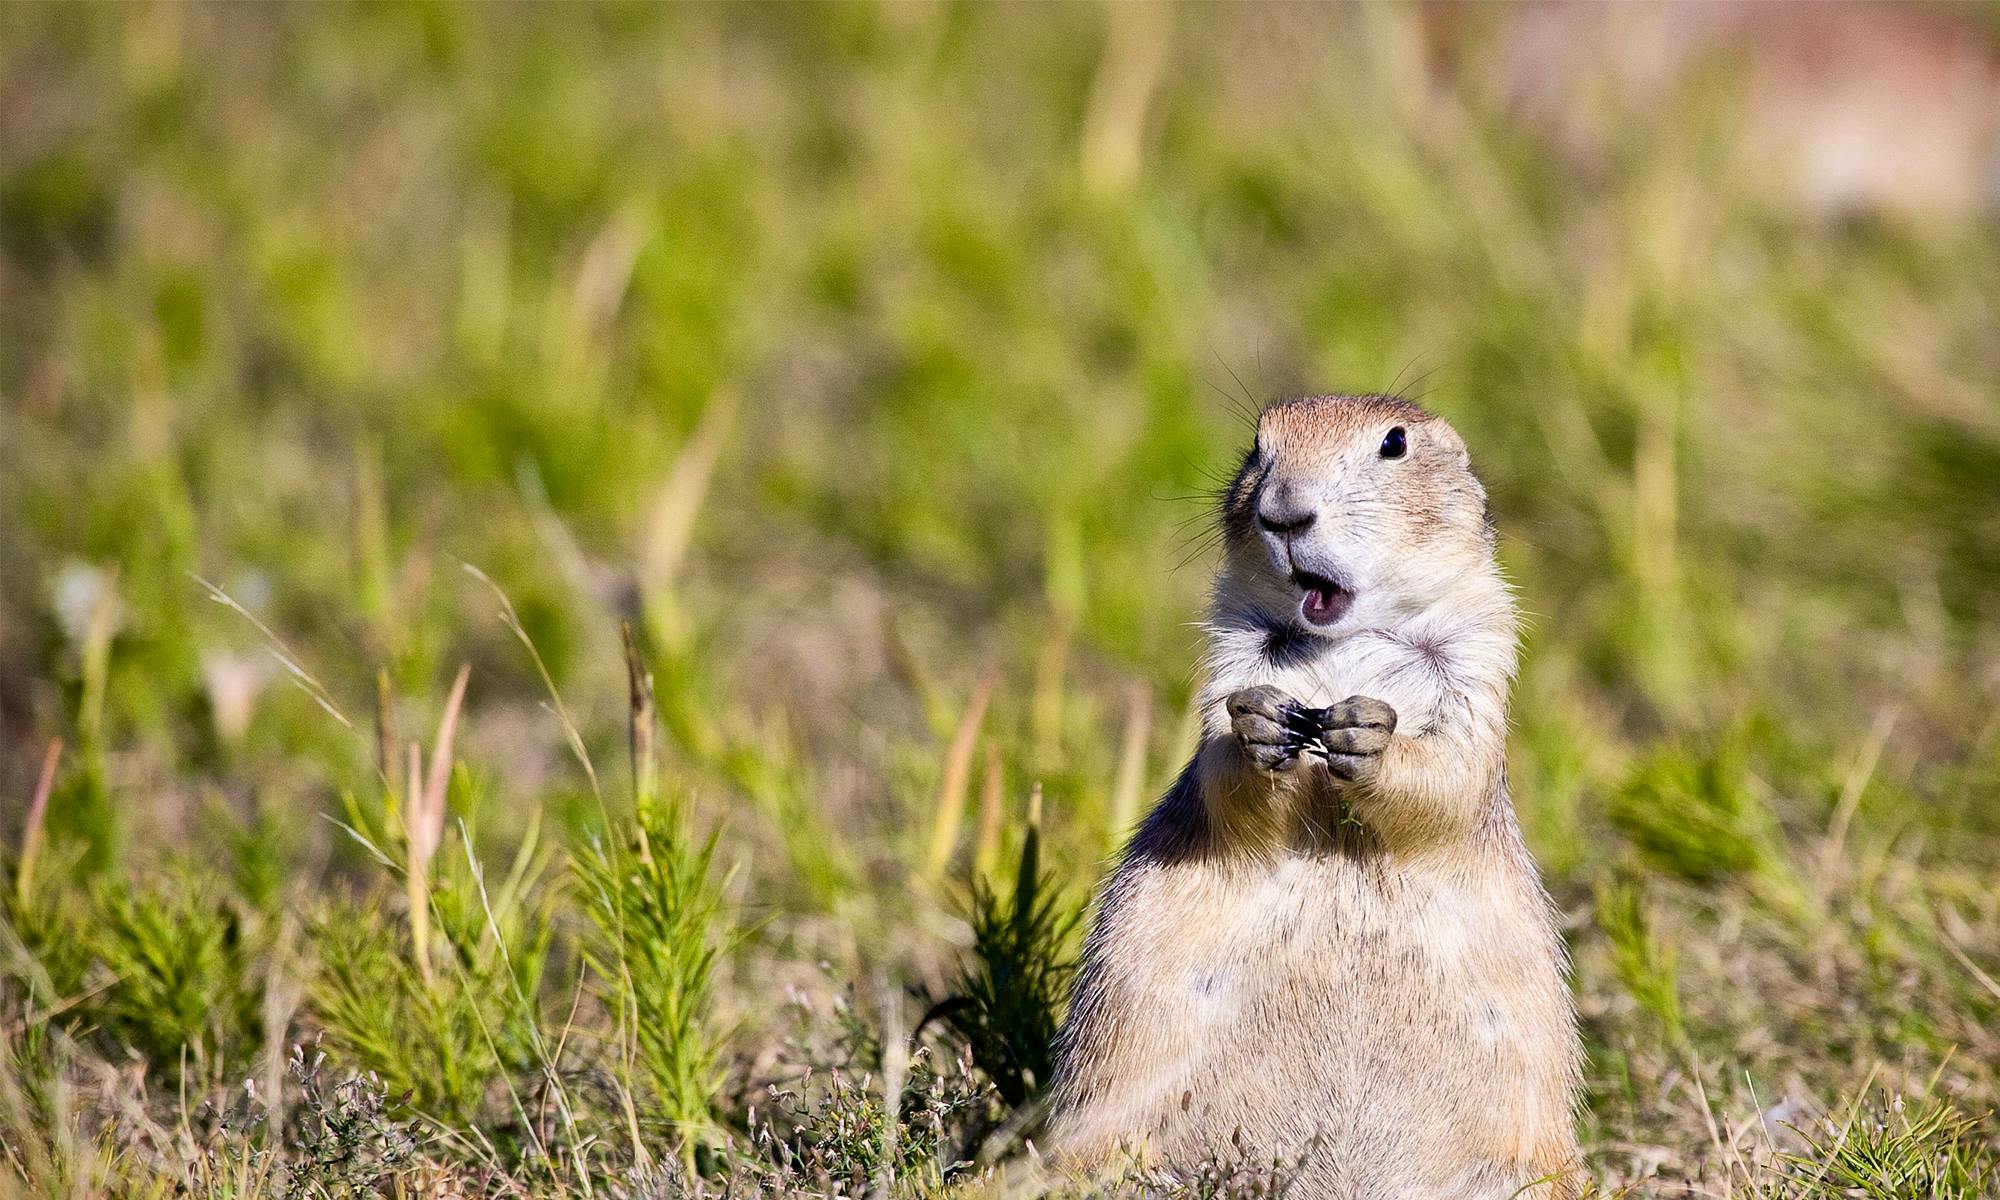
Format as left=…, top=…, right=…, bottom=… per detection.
left=1380, top=426, right=1407, bottom=459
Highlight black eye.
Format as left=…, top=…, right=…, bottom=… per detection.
left=1380, top=427, right=1407, bottom=459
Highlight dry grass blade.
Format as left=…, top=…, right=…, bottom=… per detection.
left=461, top=560, right=599, bottom=799
left=568, top=205, right=647, bottom=349
left=1030, top=617, right=1072, bottom=763
left=624, top=621, right=658, bottom=824
left=1939, top=926, right=2000, bottom=1006
left=405, top=738, right=433, bottom=987
left=416, top=665, right=471, bottom=867
left=885, top=611, right=951, bottom=737
left=14, top=739, right=62, bottom=907
left=373, top=668, right=397, bottom=789
left=398, top=664, right=470, bottom=991
left=1815, top=704, right=1898, bottom=887
left=639, top=387, right=738, bottom=599
left=925, top=666, right=1001, bottom=881
left=1079, top=0, right=1172, bottom=197
left=190, top=572, right=353, bottom=730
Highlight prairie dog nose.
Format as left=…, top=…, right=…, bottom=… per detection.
left=1256, top=486, right=1317, bottom=535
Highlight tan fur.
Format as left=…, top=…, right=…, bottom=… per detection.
left=1047, top=396, right=1582, bottom=1199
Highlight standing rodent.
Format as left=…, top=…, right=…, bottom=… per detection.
left=1046, top=395, right=1582, bottom=1199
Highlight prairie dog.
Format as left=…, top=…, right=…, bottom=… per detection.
left=1047, top=395, right=1581, bottom=1199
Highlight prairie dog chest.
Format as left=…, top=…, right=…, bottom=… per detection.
left=1296, top=636, right=1440, bottom=720
left=1282, top=632, right=1454, bottom=734
left=1200, top=611, right=1503, bottom=744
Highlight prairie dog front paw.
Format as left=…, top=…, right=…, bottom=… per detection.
left=1318, top=695, right=1398, bottom=784
left=1226, top=685, right=1318, bottom=774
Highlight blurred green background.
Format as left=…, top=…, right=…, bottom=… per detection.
left=2, top=3, right=1998, bottom=1194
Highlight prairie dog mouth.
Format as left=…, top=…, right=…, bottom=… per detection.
left=1293, top=569, right=1354, bottom=627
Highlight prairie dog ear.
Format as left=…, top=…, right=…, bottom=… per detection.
left=1419, top=415, right=1466, bottom=452
left=1419, top=417, right=1474, bottom=471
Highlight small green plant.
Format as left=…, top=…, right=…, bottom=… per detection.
left=575, top=803, right=734, bottom=1164
left=574, top=629, right=738, bottom=1167
left=309, top=848, right=552, bottom=1136
left=927, top=787, right=1082, bottom=1109
left=313, top=686, right=554, bottom=1141
left=281, top=1041, right=425, bottom=1198
left=746, top=1049, right=995, bottom=1196
left=310, top=901, right=489, bottom=1128
left=73, top=873, right=264, bottom=1079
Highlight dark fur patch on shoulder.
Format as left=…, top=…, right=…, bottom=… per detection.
left=1124, top=759, right=1215, bottom=864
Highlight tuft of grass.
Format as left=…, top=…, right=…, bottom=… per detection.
left=1606, top=721, right=1777, bottom=885
left=1594, top=874, right=1685, bottom=1046
left=309, top=899, right=500, bottom=1131
left=6, top=866, right=267, bottom=1087
left=1773, top=1095, right=1995, bottom=1200
left=399, top=663, right=471, bottom=990
left=574, top=630, right=738, bottom=1168
left=84, top=876, right=265, bottom=1079
left=310, top=831, right=554, bottom=1136
left=928, top=787, right=1082, bottom=1109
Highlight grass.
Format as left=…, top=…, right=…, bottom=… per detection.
left=3, top=2, right=1998, bottom=1195
left=925, top=786, right=1080, bottom=1113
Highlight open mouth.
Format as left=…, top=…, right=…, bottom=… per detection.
left=1293, top=569, right=1354, bottom=627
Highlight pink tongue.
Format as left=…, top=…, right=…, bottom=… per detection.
left=1303, top=587, right=1350, bottom=625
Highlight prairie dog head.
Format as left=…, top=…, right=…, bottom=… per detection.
left=1220, top=394, right=1494, bottom=639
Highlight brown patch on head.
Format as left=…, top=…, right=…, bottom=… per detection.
left=1257, top=394, right=1438, bottom=459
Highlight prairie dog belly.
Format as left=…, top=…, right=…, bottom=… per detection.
left=1072, top=852, right=1571, bottom=1197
